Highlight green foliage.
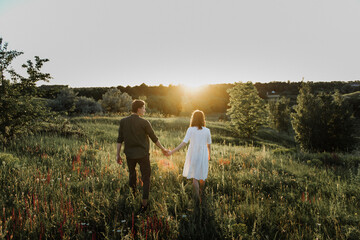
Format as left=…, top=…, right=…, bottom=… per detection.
left=267, top=96, right=291, bottom=133
left=74, top=87, right=111, bottom=101
left=75, top=96, right=102, bottom=115
left=291, top=83, right=356, bottom=152
left=0, top=38, right=53, bottom=143
left=48, top=89, right=102, bottom=115
left=38, top=85, right=69, bottom=99
left=272, top=147, right=297, bottom=155
left=100, top=88, right=132, bottom=113
left=48, top=88, right=77, bottom=115
left=0, top=152, right=20, bottom=169
left=344, top=91, right=360, bottom=118
left=227, top=82, right=266, bottom=138
left=147, top=94, right=182, bottom=116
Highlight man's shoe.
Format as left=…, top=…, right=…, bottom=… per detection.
left=136, top=204, right=149, bottom=215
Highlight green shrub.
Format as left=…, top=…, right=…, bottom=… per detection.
left=48, top=88, right=77, bottom=114
left=100, top=88, right=132, bottom=113
left=0, top=152, right=20, bottom=169
left=75, top=96, right=102, bottom=115
left=272, top=147, right=296, bottom=155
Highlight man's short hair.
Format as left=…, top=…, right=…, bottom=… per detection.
left=132, top=99, right=145, bottom=113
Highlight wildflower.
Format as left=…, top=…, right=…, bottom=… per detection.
left=219, top=158, right=230, bottom=165
left=121, top=220, right=126, bottom=223
left=182, top=215, right=187, bottom=218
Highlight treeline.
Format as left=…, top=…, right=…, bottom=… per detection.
left=37, top=83, right=232, bottom=115
left=37, top=80, right=360, bottom=116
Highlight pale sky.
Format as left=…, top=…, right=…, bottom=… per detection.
left=0, top=0, right=359, bottom=87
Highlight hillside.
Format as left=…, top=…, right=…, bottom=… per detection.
left=0, top=116, right=359, bottom=239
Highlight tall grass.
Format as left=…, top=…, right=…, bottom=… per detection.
left=0, top=116, right=359, bottom=239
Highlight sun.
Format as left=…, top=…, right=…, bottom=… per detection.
left=182, top=83, right=206, bottom=94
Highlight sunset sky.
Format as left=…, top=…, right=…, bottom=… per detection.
left=1, top=0, right=359, bottom=87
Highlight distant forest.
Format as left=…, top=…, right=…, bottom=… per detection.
left=38, top=81, right=360, bottom=116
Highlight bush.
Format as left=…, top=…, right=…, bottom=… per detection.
left=272, top=148, right=296, bottom=155
left=100, top=88, right=132, bottom=113
left=0, top=152, right=20, bottom=169
left=48, top=88, right=77, bottom=115
left=75, top=96, right=102, bottom=115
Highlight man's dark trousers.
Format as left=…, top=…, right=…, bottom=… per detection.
left=126, top=154, right=151, bottom=200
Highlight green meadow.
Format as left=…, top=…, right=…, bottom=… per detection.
left=1, top=116, right=359, bottom=239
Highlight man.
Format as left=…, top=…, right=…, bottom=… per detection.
left=116, top=99, right=169, bottom=214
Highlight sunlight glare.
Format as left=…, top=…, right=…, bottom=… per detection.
left=182, top=83, right=206, bottom=93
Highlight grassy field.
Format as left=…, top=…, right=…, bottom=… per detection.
left=1, top=116, right=360, bottom=239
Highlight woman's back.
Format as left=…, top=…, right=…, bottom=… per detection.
left=183, top=127, right=211, bottom=147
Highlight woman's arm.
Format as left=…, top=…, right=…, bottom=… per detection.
left=170, top=142, right=187, bottom=155
left=207, top=144, right=211, bottom=160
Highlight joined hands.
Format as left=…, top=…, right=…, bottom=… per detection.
left=162, top=149, right=173, bottom=157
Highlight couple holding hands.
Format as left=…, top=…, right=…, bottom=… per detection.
left=116, top=100, right=211, bottom=214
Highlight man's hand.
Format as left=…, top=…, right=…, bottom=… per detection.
left=161, top=149, right=170, bottom=156
left=116, top=155, right=123, bottom=165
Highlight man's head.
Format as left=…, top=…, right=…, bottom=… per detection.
left=132, top=99, right=146, bottom=116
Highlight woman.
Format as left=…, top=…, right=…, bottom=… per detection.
left=169, top=110, right=211, bottom=203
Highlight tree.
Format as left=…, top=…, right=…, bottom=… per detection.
left=267, top=97, right=291, bottom=133
left=0, top=38, right=52, bottom=143
left=227, top=82, right=266, bottom=138
left=100, top=88, right=132, bottom=113
left=291, top=83, right=356, bottom=152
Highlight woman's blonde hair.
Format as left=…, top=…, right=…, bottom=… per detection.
left=190, top=110, right=206, bottom=130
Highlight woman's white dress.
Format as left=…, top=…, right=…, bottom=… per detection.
left=182, top=126, right=212, bottom=180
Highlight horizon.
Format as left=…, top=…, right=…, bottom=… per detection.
left=37, top=79, right=360, bottom=89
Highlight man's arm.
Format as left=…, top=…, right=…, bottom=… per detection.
left=116, top=119, right=124, bottom=164
left=144, top=120, right=169, bottom=155
left=116, top=143, right=123, bottom=164
left=155, top=140, right=169, bottom=155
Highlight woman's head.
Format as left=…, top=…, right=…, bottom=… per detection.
left=190, top=110, right=206, bottom=129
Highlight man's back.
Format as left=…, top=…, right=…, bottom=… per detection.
left=117, top=114, right=158, bottom=159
